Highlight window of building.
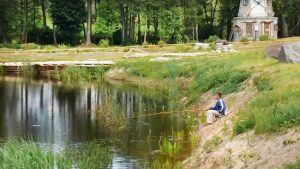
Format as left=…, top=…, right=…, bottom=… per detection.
left=243, top=0, right=249, bottom=6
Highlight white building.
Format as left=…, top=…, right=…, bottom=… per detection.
left=233, top=0, right=278, bottom=41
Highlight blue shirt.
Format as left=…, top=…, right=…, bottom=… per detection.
left=209, top=99, right=226, bottom=115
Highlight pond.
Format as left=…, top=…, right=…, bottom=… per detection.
left=0, top=76, right=193, bottom=168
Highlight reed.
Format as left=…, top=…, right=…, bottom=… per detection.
left=0, top=138, right=112, bottom=169
left=159, top=137, right=178, bottom=157
left=96, top=94, right=126, bottom=131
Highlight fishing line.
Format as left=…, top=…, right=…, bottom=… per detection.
left=104, top=108, right=205, bottom=125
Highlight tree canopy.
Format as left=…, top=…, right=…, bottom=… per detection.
left=0, top=0, right=299, bottom=45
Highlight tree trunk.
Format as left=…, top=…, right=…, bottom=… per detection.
left=120, top=4, right=126, bottom=44
left=53, top=23, right=57, bottom=45
left=137, top=14, right=142, bottom=44
left=41, top=0, right=47, bottom=28
left=82, top=22, right=86, bottom=43
left=195, top=23, right=199, bottom=42
left=86, top=0, right=92, bottom=45
left=281, top=16, right=288, bottom=38
left=22, top=0, right=28, bottom=43
left=143, top=15, right=148, bottom=44
left=129, top=14, right=136, bottom=44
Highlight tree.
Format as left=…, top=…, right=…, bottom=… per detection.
left=0, top=0, right=22, bottom=43
left=41, top=0, right=47, bottom=28
left=50, top=0, right=86, bottom=45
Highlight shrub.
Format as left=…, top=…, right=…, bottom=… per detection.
left=259, top=34, right=270, bottom=41
left=0, top=43, right=21, bottom=49
left=157, top=40, right=166, bottom=47
left=99, top=39, right=110, bottom=48
left=253, top=77, right=273, bottom=91
left=234, top=118, right=255, bottom=135
left=20, top=43, right=40, bottom=50
left=204, top=35, right=219, bottom=43
left=240, top=37, right=250, bottom=43
left=210, top=43, right=217, bottom=50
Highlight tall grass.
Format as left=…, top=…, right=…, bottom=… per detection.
left=0, top=138, right=55, bottom=169
left=21, top=62, right=36, bottom=78
left=96, top=94, right=126, bottom=131
left=234, top=89, right=300, bottom=134
left=0, top=138, right=112, bottom=169
left=57, top=66, right=109, bottom=84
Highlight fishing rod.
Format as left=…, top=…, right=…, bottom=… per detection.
left=104, top=108, right=206, bottom=125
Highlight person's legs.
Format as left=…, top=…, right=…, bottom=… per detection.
left=206, top=110, right=221, bottom=124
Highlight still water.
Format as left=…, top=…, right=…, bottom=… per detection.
left=0, top=76, right=191, bottom=168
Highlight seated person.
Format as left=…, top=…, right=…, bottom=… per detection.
left=206, top=92, right=226, bottom=124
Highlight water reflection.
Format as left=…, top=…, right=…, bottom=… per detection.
left=0, top=76, right=190, bottom=168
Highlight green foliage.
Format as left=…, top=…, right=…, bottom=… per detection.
left=20, top=43, right=41, bottom=50
left=98, top=39, right=110, bottom=48
left=188, top=62, right=250, bottom=100
left=151, top=159, right=173, bottom=169
left=158, top=40, right=166, bottom=47
left=240, top=37, right=250, bottom=43
left=97, top=95, right=126, bottom=131
left=284, top=158, right=300, bottom=169
left=204, top=35, right=219, bottom=43
left=253, top=77, right=273, bottom=91
left=159, top=137, right=178, bottom=157
left=203, top=136, right=223, bottom=152
left=259, top=34, right=270, bottom=41
left=50, top=0, right=86, bottom=45
left=75, top=142, right=112, bottom=169
left=0, top=43, right=21, bottom=49
left=58, top=66, right=108, bottom=84
left=234, top=89, right=300, bottom=134
left=234, top=118, right=255, bottom=135
left=93, top=0, right=120, bottom=41
left=0, top=138, right=55, bottom=168
left=283, top=139, right=297, bottom=146
left=0, top=65, right=4, bottom=75
left=0, top=138, right=112, bottom=169
left=21, top=63, right=36, bottom=78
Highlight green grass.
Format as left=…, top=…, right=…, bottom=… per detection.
left=284, top=158, right=300, bottom=169
left=0, top=138, right=112, bottom=169
left=159, top=137, right=178, bottom=157
left=234, top=63, right=300, bottom=134
left=56, top=66, right=109, bottom=84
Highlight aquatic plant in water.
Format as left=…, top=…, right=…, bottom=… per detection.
left=96, top=94, right=126, bottom=131
left=159, top=137, right=178, bottom=157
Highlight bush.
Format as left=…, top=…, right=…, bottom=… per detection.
left=157, top=40, right=166, bottom=47
left=254, top=77, right=273, bottom=91
left=99, top=39, right=110, bottom=48
left=204, top=35, right=219, bottom=43
left=240, top=37, right=250, bottom=43
left=0, top=43, right=21, bottom=49
left=234, top=118, right=255, bottom=135
left=259, top=34, right=270, bottom=41
left=20, top=43, right=41, bottom=50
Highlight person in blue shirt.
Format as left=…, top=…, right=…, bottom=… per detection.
left=206, top=92, right=227, bottom=124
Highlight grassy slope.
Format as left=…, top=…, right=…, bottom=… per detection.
left=1, top=38, right=300, bottom=168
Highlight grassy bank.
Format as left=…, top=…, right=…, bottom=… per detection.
left=0, top=138, right=112, bottom=169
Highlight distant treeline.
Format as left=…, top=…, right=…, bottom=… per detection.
left=0, top=0, right=299, bottom=45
